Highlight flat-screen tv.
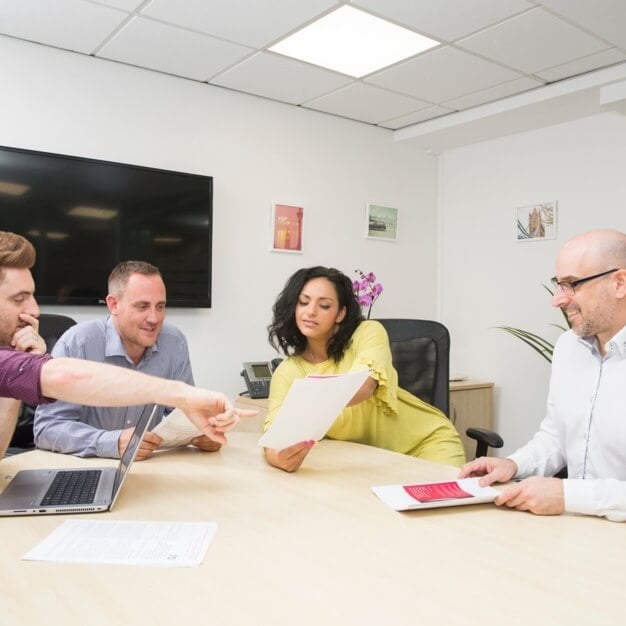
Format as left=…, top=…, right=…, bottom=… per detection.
left=0, top=145, right=212, bottom=307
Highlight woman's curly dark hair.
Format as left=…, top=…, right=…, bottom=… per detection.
left=268, top=266, right=363, bottom=362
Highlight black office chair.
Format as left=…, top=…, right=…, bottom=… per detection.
left=5, top=313, right=77, bottom=455
left=376, top=319, right=503, bottom=458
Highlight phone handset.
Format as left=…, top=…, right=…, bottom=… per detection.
left=240, top=360, right=281, bottom=399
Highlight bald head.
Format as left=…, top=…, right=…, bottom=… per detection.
left=559, top=230, right=626, bottom=272
left=553, top=229, right=626, bottom=346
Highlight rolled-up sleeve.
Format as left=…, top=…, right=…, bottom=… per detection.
left=0, top=349, right=55, bottom=405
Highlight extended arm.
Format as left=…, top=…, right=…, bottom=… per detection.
left=40, top=358, right=246, bottom=444
left=346, top=376, right=378, bottom=406
left=36, top=326, right=203, bottom=459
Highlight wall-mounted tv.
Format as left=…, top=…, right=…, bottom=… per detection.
left=0, top=145, right=212, bottom=307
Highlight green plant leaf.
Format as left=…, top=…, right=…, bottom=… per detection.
left=494, top=285, right=571, bottom=363
left=494, top=326, right=554, bottom=362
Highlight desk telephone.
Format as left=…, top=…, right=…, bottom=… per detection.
left=240, top=359, right=282, bottom=399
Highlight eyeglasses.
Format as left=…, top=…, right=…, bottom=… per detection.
left=550, top=268, right=619, bottom=296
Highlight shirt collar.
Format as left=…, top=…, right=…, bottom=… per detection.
left=576, top=325, right=626, bottom=359
left=104, top=315, right=158, bottom=363
left=605, top=325, right=626, bottom=359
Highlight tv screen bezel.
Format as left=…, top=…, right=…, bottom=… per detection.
left=0, top=144, right=213, bottom=308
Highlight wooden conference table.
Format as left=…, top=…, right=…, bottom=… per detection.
left=1, top=433, right=624, bottom=626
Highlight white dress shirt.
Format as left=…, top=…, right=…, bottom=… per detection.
left=509, top=325, right=626, bottom=522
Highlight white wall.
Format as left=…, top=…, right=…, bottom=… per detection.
left=440, top=112, right=626, bottom=454
left=0, top=36, right=439, bottom=397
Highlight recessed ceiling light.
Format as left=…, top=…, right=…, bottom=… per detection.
left=67, top=206, right=118, bottom=220
left=45, top=231, right=69, bottom=240
left=26, top=229, right=68, bottom=240
left=0, top=180, right=29, bottom=196
left=153, top=236, right=182, bottom=244
left=269, top=6, right=439, bottom=78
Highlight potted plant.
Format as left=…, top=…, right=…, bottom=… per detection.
left=496, top=285, right=571, bottom=363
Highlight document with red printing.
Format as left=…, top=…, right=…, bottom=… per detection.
left=372, top=478, right=499, bottom=511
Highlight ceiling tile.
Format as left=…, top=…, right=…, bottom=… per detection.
left=366, top=46, right=522, bottom=103
left=380, top=105, right=455, bottom=129
left=458, top=7, right=609, bottom=74
left=352, top=0, right=533, bottom=42
left=98, top=17, right=252, bottom=81
left=211, top=53, right=353, bottom=105
left=0, top=0, right=624, bottom=135
left=443, top=76, right=544, bottom=110
left=0, top=0, right=128, bottom=54
left=93, top=0, right=144, bottom=11
left=304, top=83, right=429, bottom=124
left=540, top=0, right=626, bottom=49
left=536, top=49, right=626, bottom=83
left=141, top=0, right=340, bottom=48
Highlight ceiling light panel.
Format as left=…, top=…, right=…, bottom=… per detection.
left=269, top=6, right=439, bottom=78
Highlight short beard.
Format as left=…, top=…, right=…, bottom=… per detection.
left=573, top=308, right=614, bottom=339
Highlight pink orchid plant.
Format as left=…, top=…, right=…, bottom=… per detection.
left=353, top=269, right=383, bottom=319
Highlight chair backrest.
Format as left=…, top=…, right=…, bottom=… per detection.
left=36, top=314, right=77, bottom=353
left=376, top=319, right=450, bottom=416
left=8, top=313, right=77, bottom=450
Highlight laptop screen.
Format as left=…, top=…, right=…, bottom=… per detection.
left=110, top=404, right=158, bottom=503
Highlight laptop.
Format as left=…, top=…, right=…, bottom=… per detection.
left=0, top=404, right=157, bottom=516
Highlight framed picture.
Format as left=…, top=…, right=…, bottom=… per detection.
left=270, top=203, right=304, bottom=253
left=517, top=202, right=557, bottom=241
left=366, top=203, right=398, bottom=241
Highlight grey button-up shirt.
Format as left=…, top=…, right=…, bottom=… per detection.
left=33, top=316, right=194, bottom=458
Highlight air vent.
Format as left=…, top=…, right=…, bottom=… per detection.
left=56, top=507, right=98, bottom=513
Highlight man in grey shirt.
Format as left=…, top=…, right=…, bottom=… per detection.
left=34, top=261, right=220, bottom=460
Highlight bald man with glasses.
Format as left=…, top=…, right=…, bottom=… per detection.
left=460, top=229, right=626, bottom=521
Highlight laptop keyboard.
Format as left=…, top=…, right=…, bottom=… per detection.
left=41, top=470, right=102, bottom=506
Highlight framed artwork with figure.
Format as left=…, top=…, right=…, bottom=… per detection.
left=270, top=203, right=304, bottom=253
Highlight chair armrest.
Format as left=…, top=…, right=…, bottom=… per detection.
left=465, top=427, right=504, bottom=459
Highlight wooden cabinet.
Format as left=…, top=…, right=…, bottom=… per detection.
left=449, top=380, right=494, bottom=460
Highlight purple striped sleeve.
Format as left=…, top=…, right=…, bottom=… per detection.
left=0, top=349, right=55, bottom=405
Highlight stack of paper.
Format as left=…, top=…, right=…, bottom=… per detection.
left=23, top=520, right=217, bottom=567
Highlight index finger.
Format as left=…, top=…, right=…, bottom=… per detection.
left=18, top=313, right=39, bottom=330
left=458, top=459, right=487, bottom=478
left=235, top=409, right=259, bottom=418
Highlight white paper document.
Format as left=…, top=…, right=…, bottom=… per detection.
left=23, top=520, right=217, bottom=567
left=372, top=478, right=499, bottom=511
left=152, top=408, right=202, bottom=448
left=258, top=369, right=370, bottom=450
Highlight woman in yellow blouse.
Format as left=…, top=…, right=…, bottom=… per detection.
left=264, top=266, right=465, bottom=472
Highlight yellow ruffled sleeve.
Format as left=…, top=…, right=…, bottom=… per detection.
left=346, top=320, right=400, bottom=416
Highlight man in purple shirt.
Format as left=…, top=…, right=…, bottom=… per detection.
left=0, top=231, right=253, bottom=458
